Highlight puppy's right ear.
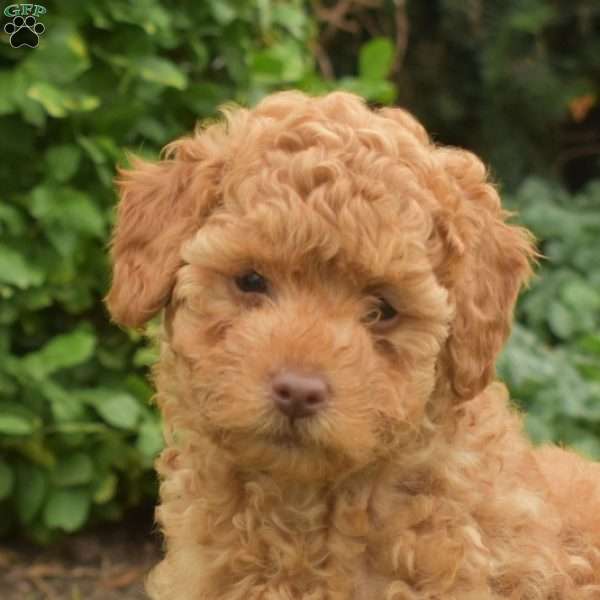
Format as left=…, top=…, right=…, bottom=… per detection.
left=105, top=143, right=220, bottom=328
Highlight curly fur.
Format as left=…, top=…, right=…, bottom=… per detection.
left=106, top=91, right=600, bottom=599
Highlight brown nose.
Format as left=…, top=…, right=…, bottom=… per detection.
left=271, top=370, right=328, bottom=419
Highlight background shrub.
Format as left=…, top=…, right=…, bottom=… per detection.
left=0, top=0, right=598, bottom=541
left=498, top=177, right=600, bottom=456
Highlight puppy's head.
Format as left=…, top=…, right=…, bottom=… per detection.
left=107, top=92, right=535, bottom=481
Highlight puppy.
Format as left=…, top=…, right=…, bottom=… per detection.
left=106, top=91, right=600, bottom=599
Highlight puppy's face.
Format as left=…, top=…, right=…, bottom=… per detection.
left=106, top=92, right=534, bottom=481
left=167, top=175, right=452, bottom=479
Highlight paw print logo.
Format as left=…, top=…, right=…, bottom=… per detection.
left=4, top=15, right=45, bottom=48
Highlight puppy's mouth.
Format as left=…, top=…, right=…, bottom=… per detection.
left=211, top=423, right=309, bottom=451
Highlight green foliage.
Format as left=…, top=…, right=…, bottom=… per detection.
left=394, top=0, right=599, bottom=188
left=0, top=0, right=598, bottom=542
left=499, top=178, right=600, bottom=457
left=336, top=37, right=396, bottom=103
left=0, top=1, right=394, bottom=541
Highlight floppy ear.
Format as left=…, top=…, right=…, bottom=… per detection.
left=105, top=140, right=221, bottom=328
left=433, top=148, right=536, bottom=400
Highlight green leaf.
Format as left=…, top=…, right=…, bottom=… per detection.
left=27, top=84, right=100, bottom=118
left=250, top=51, right=283, bottom=81
left=27, top=83, right=69, bottom=118
left=0, top=203, right=25, bottom=236
left=577, top=335, right=600, bottom=356
left=105, top=1, right=172, bottom=35
left=125, top=374, right=153, bottom=403
left=21, top=327, right=96, bottom=379
left=44, top=488, right=91, bottom=532
left=272, top=4, right=307, bottom=38
left=16, top=463, right=47, bottom=524
left=209, top=0, right=236, bottom=25
left=64, top=92, right=101, bottom=112
left=137, top=419, right=163, bottom=461
left=137, top=57, right=188, bottom=90
left=93, top=472, right=118, bottom=504
left=46, top=145, right=82, bottom=182
left=560, top=279, right=600, bottom=314
left=0, top=244, right=44, bottom=289
left=80, top=389, right=142, bottom=429
left=497, top=325, right=560, bottom=394
left=21, top=287, right=52, bottom=311
left=52, top=453, right=95, bottom=487
left=250, top=42, right=306, bottom=84
left=337, top=77, right=396, bottom=104
left=0, top=413, right=35, bottom=435
left=30, top=185, right=105, bottom=238
left=43, top=381, right=87, bottom=423
left=547, top=301, right=575, bottom=340
left=0, top=460, right=15, bottom=500
left=133, top=346, right=159, bottom=367
left=17, top=438, right=56, bottom=468
left=77, top=135, right=107, bottom=164
left=518, top=181, right=583, bottom=239
left=359, top=37, right=394, bottom=81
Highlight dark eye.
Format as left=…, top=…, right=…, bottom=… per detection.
left=377, top=298, right=398, bottom=321
left=364, top=297, right=398, bottom=328
left=235, top=271, right=269, bottom=294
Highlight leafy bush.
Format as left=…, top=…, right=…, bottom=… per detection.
left=499, top=178, right=600, bottom=456
left=400, top=0, right=600, bottom=188
left=0, top=0, right=598, bottom=542
left=0, top=1, right=395, bottom=541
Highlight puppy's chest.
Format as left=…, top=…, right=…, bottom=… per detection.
left=221, top=524, right=383, bottom=600
left=209, top=498, right=389, bottom=600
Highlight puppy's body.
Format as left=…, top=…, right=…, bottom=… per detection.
left=107, top=92, right=600, bottom=599
left=149, top=377, right=600, bottom=600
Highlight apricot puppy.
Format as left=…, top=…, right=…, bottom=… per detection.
left=106, top=91, right=600, bottom=599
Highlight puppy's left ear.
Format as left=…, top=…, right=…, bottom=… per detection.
left=106, top=139, right=222, bottom=328
left=433, top=148, right=536, bottom=401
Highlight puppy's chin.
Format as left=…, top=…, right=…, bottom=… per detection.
left=208, top=427, right=375, bottom=483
